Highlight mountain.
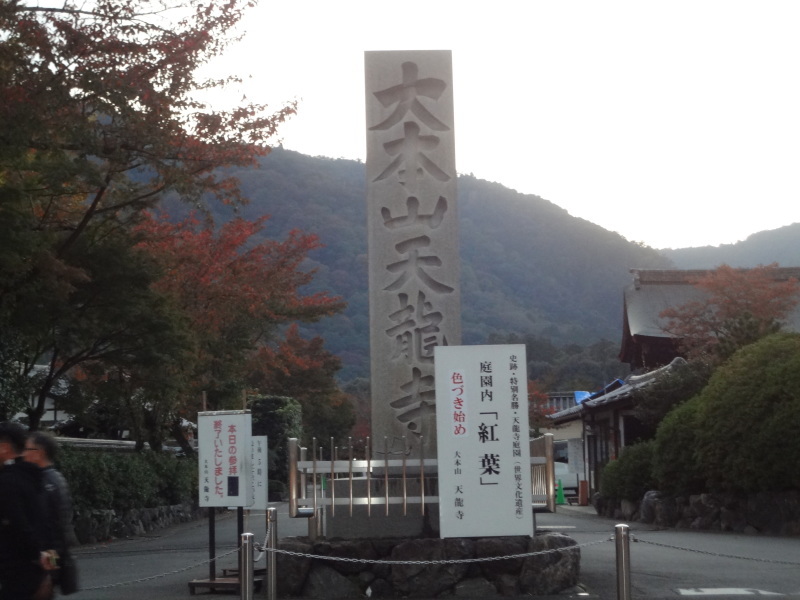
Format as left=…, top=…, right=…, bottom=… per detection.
left=203, top=149, right=674, bottom=381
left=660, top=223, right=800, bottom=268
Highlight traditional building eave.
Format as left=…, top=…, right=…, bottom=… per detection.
left=548, top=357, right=689, bottom=425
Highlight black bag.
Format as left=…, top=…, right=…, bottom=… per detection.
left=59, top=550, right=79, bottom=595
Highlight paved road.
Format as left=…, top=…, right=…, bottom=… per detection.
left=73, top=505, right=302, bottom=600
left=539, top=506, right=800, bottom=599
left=71, top=503, right=800, bottom=599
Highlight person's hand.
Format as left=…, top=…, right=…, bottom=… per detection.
left=40, top=550, right=59, bottom=571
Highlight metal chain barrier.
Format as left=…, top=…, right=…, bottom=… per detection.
left=76, top=528, right=800, bottom=594
left=80, top=528, right=608, bottom=593
left=255, top=537, right=610, bottom=565
left=253, top=518, right=271, bottom=562
left=635, top=536, right=800, bottom=566
left=81, top=545, right=242, bottom=591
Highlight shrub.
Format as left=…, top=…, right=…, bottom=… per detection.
left=58, top=448, right=114, bottom=511
left=144, top=451, right=198, bottom=505
left=268, top=479, right=286, bottom=501
left=57, top=446, right=197, bottom=511
left=599, top=459, right=621, bottom=500
left=651, top=395, right=706, bottom=495
left=694, top=333, right=800, bottom=494
left=599, top=441, right=655, bottom=502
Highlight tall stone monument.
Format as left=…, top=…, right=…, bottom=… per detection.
left=365, top=50, right=461, bottom=459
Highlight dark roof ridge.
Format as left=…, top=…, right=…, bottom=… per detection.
left=630, top=266, right=800, bottom=286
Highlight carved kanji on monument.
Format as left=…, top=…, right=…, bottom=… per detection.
left=365, top=51, right=461, bottom=459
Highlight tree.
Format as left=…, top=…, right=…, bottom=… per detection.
left=528, top=379, right=554, bottom=437
left=342, top=377, right=371, bottom=441
left=0, top=0, right=295, bottom=428
left=0, top=333, right=38, bottom=421
left=249, top=395, right=303, bottom=485
left=660, top=264, right=800, bottom=363
left=0, top=225, right=194, bottom=430
left=134, top=213, right=344, bottom=450
left=248, top=324, right=355, bottom=446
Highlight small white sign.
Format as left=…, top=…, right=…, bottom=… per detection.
left=198, top=411, right=253, bottom=507
left=251, top=436, right=268, bottom=510
left=435, top=345, right=533, bottom=538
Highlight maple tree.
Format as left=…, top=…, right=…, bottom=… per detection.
left=0, top=0, right=297, bottom=429
left=660, top=264, right=800, bottom=362
left=247, top=324, right=355, bottom=446
left=528, top=379, right=555, bottom=437
left=1, top=0, right=293, bottom=294
left=342, top=378, right=371, bottom=442
left=133, top=213, right=345, bottom=450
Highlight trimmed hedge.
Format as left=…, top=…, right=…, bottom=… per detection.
left=57, top=446, right=197, bottom=512
left=693, top=333, right=800, bottom=494
left=650, top=332, right=800, bottom=496
left=651, top=396, right=706, bottom=495
left=599, top=440, right=656, bottom=502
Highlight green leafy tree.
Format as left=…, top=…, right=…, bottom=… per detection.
left=2, top=227, right=193, bottom=430
left=0, top=333, right=38, bottom=420
left=249, top=395, right=303, bottom=485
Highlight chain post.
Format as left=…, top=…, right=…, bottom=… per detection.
left=240, top=533, right=254, bottom=600
left=288, top=438, right=299, bottom=517
left=615, top=524, right=632, bottom=600
left=266, top=507, right=277, bottom=600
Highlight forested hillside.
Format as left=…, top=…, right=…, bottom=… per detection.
left=662, top=223, right=800, bottom=268
left=193, top=149, right=671, bottom=382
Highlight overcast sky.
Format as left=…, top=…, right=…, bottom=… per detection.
left=204, top=0, right=800, bottom=249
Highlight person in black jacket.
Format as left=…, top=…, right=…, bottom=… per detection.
left=0, top=422, right=53, bottom=600
left=24, top=432, right=79, bottom=595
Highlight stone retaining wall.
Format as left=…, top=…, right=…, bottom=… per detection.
left=72, top=502, right=203, bottom=544
left=275, top=533, right=580, bottom=598
left=594, top=490, right=800, bottom=536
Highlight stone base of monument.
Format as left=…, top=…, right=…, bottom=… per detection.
left=275, top=533, right=580, bottom=598
left=324, top=478, right=440, bottom=539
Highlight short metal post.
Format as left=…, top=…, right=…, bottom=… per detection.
left=544, top=433, right=556, bottom=513
left=288, top=438, right=299, bottom=517
left=240, top=533, right=254, bottom=600
left=615, top=524, right=631, bottom=600
left=307, top=506, right=320, bottom=540
left=314, top=506, right=324, bottom=539
left=208, top=509, right=216, bottom=581
left=266, top=507, right=277, bottom=600
left=300, top=446, right=308, bottom=501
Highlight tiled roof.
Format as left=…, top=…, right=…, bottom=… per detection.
left=548, top=357, right=688, bottom=424
left=624, top=267, right=800, bottom=340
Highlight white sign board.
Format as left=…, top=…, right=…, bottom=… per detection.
left=198, top=411, right=253, bottom=507
left=435, top=345, right=533, bottom=538
left=251, top=436, right=268, bottom=510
